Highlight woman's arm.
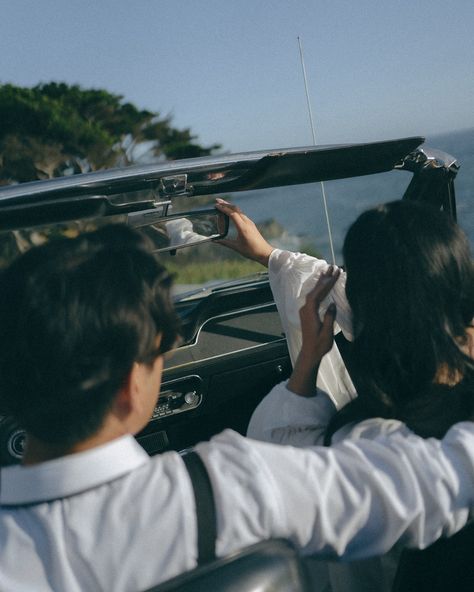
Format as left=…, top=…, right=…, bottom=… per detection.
left=286, top=265, right=340, bottom=396
left=217, top=198, right=356, bottom=411
left=247, top=268, right=341, bottom=446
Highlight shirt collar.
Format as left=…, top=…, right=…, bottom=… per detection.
left=0, top=434, right=150, bottom=506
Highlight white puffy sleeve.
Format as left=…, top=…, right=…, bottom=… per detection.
left=268, top=249, right=356, bottom=409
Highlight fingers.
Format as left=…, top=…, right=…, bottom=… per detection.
left=215, top=198, right=251, bottom=234
left=215, top=198, right=247, bottom=221
left=305, top=265, right=341, bottom=306
left=214, top=198, right=273, bottom=266
left=314, top=302, right=337, bottom=356
left=299, top=266, right=339, bottom=331
left=322, top=302, right=337, bottom=331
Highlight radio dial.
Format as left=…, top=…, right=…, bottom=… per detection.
left=184, top=391, right=198, bottom=406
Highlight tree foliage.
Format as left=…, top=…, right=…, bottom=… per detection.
left=0, top=82, right=220, bottom=184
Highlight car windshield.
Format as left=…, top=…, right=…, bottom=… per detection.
left=148, top=148, right=474, bottom=302
left=0, top=167, right=412, bottom=300
left=0, top=136, right=474, bottom=299
left=162, top=168, right=414, bottom=299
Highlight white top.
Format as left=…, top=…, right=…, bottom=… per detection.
left=248, top=248, right=401, bottom=446
left=1, top=425, right=474, bottom=591
left=248, top=248, right=474, bottom=592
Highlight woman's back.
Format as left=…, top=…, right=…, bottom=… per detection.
left=252, top=202, right=474, bottom=591
left=326, top=200, right=474, bottom=442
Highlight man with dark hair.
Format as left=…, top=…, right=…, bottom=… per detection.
left=0, top=224, right=473, bottom=592
left=0, top=225, right=179, bottom=454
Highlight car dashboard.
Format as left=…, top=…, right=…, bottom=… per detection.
left=136, top=279, right=292, bottom=455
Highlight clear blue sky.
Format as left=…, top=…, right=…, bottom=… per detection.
left=1, top=0, right=473, bottom=152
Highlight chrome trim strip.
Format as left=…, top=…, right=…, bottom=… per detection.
left=161, top=374, right=203, bottom=388
left=165, top=337, right=287, bottom=373
left=183, top=301, right=278, bottom=350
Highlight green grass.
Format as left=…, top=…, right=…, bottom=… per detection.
left=165, top=258, right=264, bottom=284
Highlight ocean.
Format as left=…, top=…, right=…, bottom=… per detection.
left=231, top=128, right=474, bottom=262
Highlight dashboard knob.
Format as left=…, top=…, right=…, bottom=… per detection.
left=8, top=429, right=26, bottom=458
left=184, top=391, right=198, bottom=406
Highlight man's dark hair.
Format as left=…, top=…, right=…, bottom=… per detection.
left=0, top=224, right=180, bottom=446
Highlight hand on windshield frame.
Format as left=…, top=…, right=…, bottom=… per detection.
left=214, top=198, right=274, bottom=267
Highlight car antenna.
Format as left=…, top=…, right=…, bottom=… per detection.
left=297, top=36, right=336, bottom=265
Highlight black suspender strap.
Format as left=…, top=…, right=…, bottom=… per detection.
left=182, top=451, right=217, bottom=565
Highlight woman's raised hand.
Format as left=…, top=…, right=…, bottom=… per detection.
left=215, top=198, right=274, bottom=267
left=299, top=266, right=340, bottom=360
left=287, top=265, right=340, bottom=397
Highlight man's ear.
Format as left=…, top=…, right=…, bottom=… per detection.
left=112, top=364, right=141, bottom=419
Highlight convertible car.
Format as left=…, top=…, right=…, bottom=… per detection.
left=0, top=137, right=459, bottom=464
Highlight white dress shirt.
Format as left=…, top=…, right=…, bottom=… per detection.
left=1, top=424, right=474, bottom=592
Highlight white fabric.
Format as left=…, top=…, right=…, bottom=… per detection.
left=1, top=426, right=474, bottom=591
left=268, top=248, right=356, bottom=408
left=248, top=248, right=473, bottom=592
left=165, top=218, right=207, bottom=247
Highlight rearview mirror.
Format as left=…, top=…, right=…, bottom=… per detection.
left=128, top=208, right=229, bottom=253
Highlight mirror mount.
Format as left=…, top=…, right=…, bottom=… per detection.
left=158, top=174, right=194, bottom=198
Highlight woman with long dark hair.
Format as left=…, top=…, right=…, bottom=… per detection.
left=328, top=199, right=474, bottom=441
left=217, top=197, right=474, bottom=592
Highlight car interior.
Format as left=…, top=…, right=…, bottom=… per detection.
left=0, top=137, right=460, bottom=462
left=0, top=137, right=467, bottom=592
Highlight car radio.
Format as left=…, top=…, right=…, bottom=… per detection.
left=150, top=375, right=203, bottom=421
left=0, top=375, right=204, bottom=466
